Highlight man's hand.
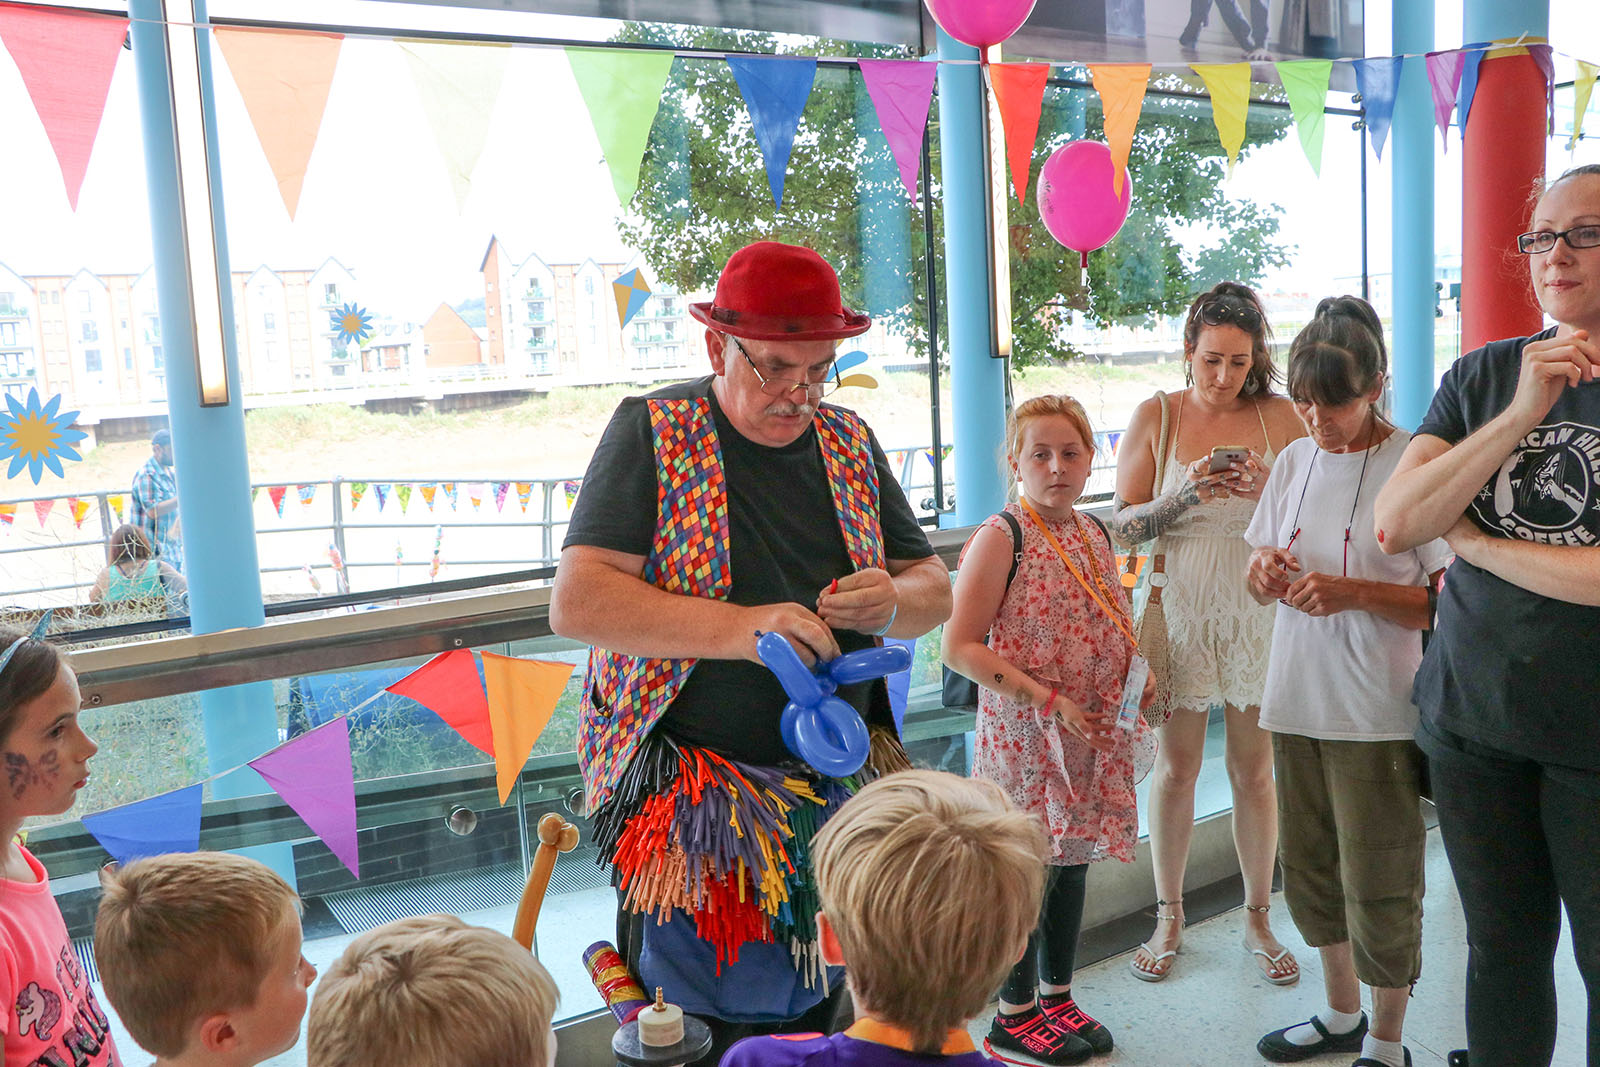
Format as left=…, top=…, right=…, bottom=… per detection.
left=1282, top=572, right=1360, bottom=617
left=1247, top=545, right=1301, bottom=601
left=745, top=602, right=841, bottom=667
left=815, top=568, right=897, bottom=635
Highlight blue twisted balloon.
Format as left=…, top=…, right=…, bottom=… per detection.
left=755, top=632, right=912, bottom=777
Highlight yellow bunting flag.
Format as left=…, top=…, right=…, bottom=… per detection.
left=106, top=492, right=125, bottom=521
left=397, top=39, right=512, bottom=212
left=1088, top=64, right=1150, bottom=197
left=68, top=497, right=91, bottom=528
left=1191, top=63, right=1252, bottom=175
left=213, top=27, right=344, bottom=220
left=1575, top=61, right=1598, bottom=151
left=481, top=653, right=575, bottom=804
left=0, top=502, right=14, bottom=527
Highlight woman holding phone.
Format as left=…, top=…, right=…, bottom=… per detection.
left=1109, top=282, right=1305, bottom=984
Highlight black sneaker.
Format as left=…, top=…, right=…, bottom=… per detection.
left=1036, top=993, right=1113, bottom=1055
left=986, top=1008, right=1093, bottom=1066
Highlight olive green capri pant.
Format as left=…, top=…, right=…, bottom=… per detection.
left=1272, top=733, right=1427, bottom=990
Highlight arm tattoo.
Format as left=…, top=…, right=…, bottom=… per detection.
left=1107, top=482, right=1201, bottom=545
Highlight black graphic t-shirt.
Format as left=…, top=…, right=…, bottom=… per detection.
left=563, top=376, right=935, bottom=765
left=1414, top=328, right=1600, bottom=769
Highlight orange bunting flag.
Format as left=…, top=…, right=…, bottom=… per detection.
left=1089, top=64, right=1151, bottom=197
left=419, top=483, right=438, bottom=510
left=481, top=653, right=575, bottom=804
left=514, top=481, right=533, bottom=512
left=987, top=63, right=1051, bottom=204
left=0, top=502, right=15, bottom=527
left=68, top=497, right=91, bottom=528
left=213, top=28, right=344, bottom=220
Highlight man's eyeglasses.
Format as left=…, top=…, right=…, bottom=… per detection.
left=728, top=336, right=840, bottom=398
left=1516, top=225, right=1600, bottom=254
left=1194, top=299, right=1263, bottom=335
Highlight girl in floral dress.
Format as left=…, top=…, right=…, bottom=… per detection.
left=943, top=395, right=1156, bottom=1066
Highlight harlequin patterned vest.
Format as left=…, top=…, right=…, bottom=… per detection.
left=578, top=396, right=885, bottom=810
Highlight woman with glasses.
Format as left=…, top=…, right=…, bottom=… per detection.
left=1246, top=298, right=1449, bottom=1067
left=1375, top=164, right=1600, bottom=1067
left=1109, top=281, right=1306, bottom=985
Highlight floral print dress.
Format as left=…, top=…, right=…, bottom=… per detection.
left=970, top=503, right=1158, bottom=865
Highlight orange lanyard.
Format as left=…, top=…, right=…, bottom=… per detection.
left=1019, top=498, right=1138, bottom=651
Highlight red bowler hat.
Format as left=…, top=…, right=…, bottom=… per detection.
left=689, top=241, right=872, bottom=341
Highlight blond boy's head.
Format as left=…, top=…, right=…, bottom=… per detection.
left=308, top=913, right=558, bottom=1067
left=813, top=770, right=1048, bottom=1054
left=94, top=852, right=311, bottom=1063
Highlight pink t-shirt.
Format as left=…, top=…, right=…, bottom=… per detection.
left=2, top=845, right=121, bottom=1066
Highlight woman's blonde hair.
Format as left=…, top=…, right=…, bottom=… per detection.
left=813, top=770, right=1048, bottom=1054
left=1003, top=394, right=1096, bottom=497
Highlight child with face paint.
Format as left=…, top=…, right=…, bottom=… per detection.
left=0, top=623, right=121, bottom=1066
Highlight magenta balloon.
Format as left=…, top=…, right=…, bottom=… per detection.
left=924, top=0, right=1037, bottom=50
left=1036, top=141, right=1133, bottom=254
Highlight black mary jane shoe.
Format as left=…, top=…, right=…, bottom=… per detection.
left=1257, top=1014, right=1368, bottom=1063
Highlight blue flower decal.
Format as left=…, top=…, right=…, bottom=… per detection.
left=331, top=303, right=373, bottom=346
left=2, top=388, right=87, bottom=483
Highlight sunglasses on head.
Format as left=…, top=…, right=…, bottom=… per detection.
left=1195, top=299, right=1262, bottom=334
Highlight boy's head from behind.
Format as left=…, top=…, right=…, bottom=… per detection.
left=94, top=852, right=312, bottom=1064
left=308, top=913, right=558, bottom=1067
left=813, top=770, right=1048, bottom=1054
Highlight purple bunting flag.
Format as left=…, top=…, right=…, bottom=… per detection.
left=81, top=784, right=203, bottom=864
left=249, top=718, right=359, bottom=878
left=1529, top=43, right=1555, bottom=135
left=858, top=59, right=938, bottom=206
left=374, top=483, right=391, bottom=511
left=1425, top=50, right=1465, bottom=150
left=726, top=55, right=817, bottom=209
left=1353, top=56, right=1404, bottom=160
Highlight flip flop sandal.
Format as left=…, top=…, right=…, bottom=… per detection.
left=1248, top=944, right=1300, bottom=985
left=1130, top=942, right=1177, bottom=982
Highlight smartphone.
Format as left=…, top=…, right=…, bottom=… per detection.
left=1208, top=446, right=1249, bottom=474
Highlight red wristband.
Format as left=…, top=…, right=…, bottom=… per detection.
left=1045, top=688, right=1058, bottom=713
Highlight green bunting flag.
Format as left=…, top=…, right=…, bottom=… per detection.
left=565, top=48, right=676, bottom=206
left=1275, top=60, right=1332, bottom=175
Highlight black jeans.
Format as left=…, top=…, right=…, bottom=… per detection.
left=1423, top=726, right=1600, bottom=1065
left=999, top=863, right=1089, bottom=1005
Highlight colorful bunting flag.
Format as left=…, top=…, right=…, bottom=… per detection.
left=268, top=485, right=288, bottom=516
left=1191, top=63, right=1251, bottom=174
left=397, top=483, right=413, bottom=513
left=1456, top=43, right=1489, bottom=135
left=1089, top=64, right=1151, bottom=196
left=857, top=59, right=939, bottom=206
left=988, top=63, right=1050, bottom=204
left=481, top=653, right=574, bottom=805
left=250, top=486, right=259, bottom=505
left=561, top=480, right=580, bottom=510
left=0, top=5, right=128, bottom=210
left=467, top=483, right=482, bottom=510
left=213, top=27, right=344, bottom=219
left=68, top=497, right=90, bottom=528
left=385, top=649, right=494, bottom=754
left=106, top=492, right=126, bottom=521
left=374, top=483, right=391, bottom=511
left=564, top=47, right=676, bottom=206
left=493, top=481, right=509, bottom=512
left=1425, top=50, right=1466, bottom=150
left=612, top=268, right=652, bottom=329
left=442, top=481, right=458, bottom=509
left=1576, top=61, right=1598, bottom=150
left=248, top=718, right=359, bottom=878
left=1528, top=44, right=1555, bottom=135
left=81, top=784, right=203, bottom=864
left=296, top=483, right=317, bottom=507
left=515, top=481, right=533, bottom=512
left=1275, top=60, right=1332, bottom=175
left=33, top=499, right=52, bottom=527
left=726, top=55, right=817, bottom=209
left=419, top=483, right=437, bottom=510
left=0, top=502, right=14, bottom=527
left=397, top=39, right=512, bottom=212
left=349, top=481, right=368, bottom=511
left=1353, top=56, right=1404, bottom=160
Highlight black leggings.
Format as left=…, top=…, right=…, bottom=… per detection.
left=1424, top=727, right=1600, bottom=1066
left=999, top=863, right=1089, bottom=1004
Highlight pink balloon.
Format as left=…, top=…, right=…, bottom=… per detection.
left=925, top=0, right=1037, bottom=51
left=1036, top=141, right=1133, bottom=254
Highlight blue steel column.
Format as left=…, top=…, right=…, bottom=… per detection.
left=128, top=1, right=291, bottom=877
left=936, top=30, right=1006, bottom=526
left=1390, top=0, right=1435, bottom=430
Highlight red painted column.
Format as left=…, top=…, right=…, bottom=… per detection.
left=1461, top=49, right=1548, bottom=352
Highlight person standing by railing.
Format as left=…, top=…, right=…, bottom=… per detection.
left=130, top=428, right=182, bottom=573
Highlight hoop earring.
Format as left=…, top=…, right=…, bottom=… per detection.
left=1243, top=377, right=1260, bottom=395
left=1184, top=361, right=1194, bottom=386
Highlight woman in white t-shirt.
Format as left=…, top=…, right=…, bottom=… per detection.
left=1244, top=297, right=1451, bottom=1067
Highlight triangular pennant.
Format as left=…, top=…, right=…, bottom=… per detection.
left=296, top=483, right=317, bottom=507
left=348, top=480, right=367, bottom=511
left=385, top=649, right=494, bottom=754
left=987, top=63, right=1051, bottom=204
left=481, top=653, right=574, bottom=805
left=1191, top=63, right=1252, bottom=174
left=493, top=481, right=509, bottom=511
left=81, top=784, right=203, bottom=864
left=397, top=39, right=512, bottom=212
left=564, top=47, right=676, bottom=206
left=1576, top=61, right=1599, bottom=150
left=268, top=485, right=288, bottom=516
left=1425, top=50, right=1465, bottom=151
left=33, top=498, right=52, bottom=527
left=1275, top=60, right=1332, bottom=175
left=419, top=483, right=437, bottom=510
left=0, top=502, right=14, bottom=527
left=467, top=483, right=482, bottom=510
left=249, top=718, right=359, bottom=878
left=726, top=55, right=817, bottom=209
left=0, top=5, right=128, bottom=209
left=562, top=480, right=580, bottom=510
left=442, top=481, right=458, bottom=509
left=1353, top=56, right=1404, bottom=160
left=1088, top=64, right=1150, bottom=196
left=68, top=497, right=90, bottom=528
left=857, top=59, right=938, bottom=206
left=1456, top=43, right=1489, bottom=134
left=515, top=481, right=533, bottom=512
left=250, top=486, right=260, bottom=504
left=612, top=268, right=652, bottom=329
left=374, top=482, right=391, bottom=511
left=1528, top=44, right=1555, bottom=135
left=397, top=483, right=413, bottom=513
left=106, top=492, right=126, bottom=521
left=212, top=27, right=343, bottom=219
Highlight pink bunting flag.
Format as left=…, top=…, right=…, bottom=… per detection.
left=0, top=5, right=128, bottom=210
left=249, top=718, right=359, bottom=878
left=493, top=481, right=508, bottom=511
left=857, top=59, right=938, bottom=206
left=1425, top=50, right=1466, bottom=151
left=33, top=498, right=53, bottom=527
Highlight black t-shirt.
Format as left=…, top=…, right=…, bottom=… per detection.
left=563, top=376, right=936, bottom=765
left=1413, top=328, right=1600, bottom=769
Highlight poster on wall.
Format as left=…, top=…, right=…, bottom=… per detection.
left=1013, top=0, right=1366, bottom=66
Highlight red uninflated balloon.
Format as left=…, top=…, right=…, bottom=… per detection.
left=925, top=0, right=1037, bottom=51
left=1036, top=140, right=1133, bottom=255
